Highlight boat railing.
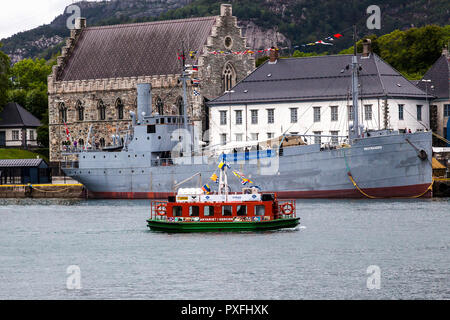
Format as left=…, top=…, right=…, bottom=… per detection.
left=150, top=200, right=168, bottom=220
left=61, top=161, right=79, bottom=169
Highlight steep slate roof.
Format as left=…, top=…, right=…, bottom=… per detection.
left=416, top=54, right=450, bottom=100
left=0, top=159, right=46, bottom=168
left=209, top=53, right=430, bottom=105
left=59, top=16, right=217, bottom=81
left=0, top=102, right=41, bottom=128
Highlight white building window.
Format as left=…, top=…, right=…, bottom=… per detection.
left=235, top=133, right=243, bottom=141
left=267, top=109, right=274, bottom=124
left=313, top=131, right=321, bottom=144
left=12, top=130, right=20, bottom=141
left=290, top=108, right=298, bottom=123
left=313, top=107, right=321, bottom=122
left=251, top=133, right=259, bottom=141
left=220, top=133, right=227, bottom=145
left=348, top=105, right=354, bottom=121
left=251, top=110, right=258, bottom=124
left=29, top=130, right=35, bottom=141
left=364, top=105, right=372, bottom=120
left=219, top=110, right=227, bottom=125
left=330, top=106, right=338, bottom=122
left=416, top=105, right=422, bottom=121
left=330, top=131, right=339, bottom=145
left=235, top=110, right=242, bottom=125
left=398, top=104, right=404, bottom=120
left=267, top=132, right=274, bottom=139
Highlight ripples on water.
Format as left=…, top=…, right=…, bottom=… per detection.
left=0, top=198, right=449, bottom=299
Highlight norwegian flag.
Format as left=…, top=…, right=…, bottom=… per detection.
left=63, top=122, right=72, bottom=142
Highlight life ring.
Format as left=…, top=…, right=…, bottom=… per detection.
left=155, top=204, right=167, bottom=216
left=280, top=202, right=294, bottom=215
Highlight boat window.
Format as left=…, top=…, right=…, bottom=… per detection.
left=147, top=125, right=156, bottom=133
left=173, top=206, right=182, bottom=217
left=255, top=205, right=265, bottom=216
left=204, top=206, right=215, bottom=217
left=222, top=205, right=232, bottom=216
left=160, top=118, right=165, bottom=124
left=189, top=206, right=199, bottom=216
left=236, top=205, right=247, bottom=216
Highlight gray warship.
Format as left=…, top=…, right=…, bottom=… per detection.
left=61, top=51, right=433, bottom=199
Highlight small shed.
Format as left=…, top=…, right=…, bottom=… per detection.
left=0, top=159, right=51, bottom=185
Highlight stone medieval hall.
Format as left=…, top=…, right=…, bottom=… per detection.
left=48, top=4, right=255, bottom=162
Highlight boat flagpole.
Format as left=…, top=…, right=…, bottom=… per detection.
left=350, top=24, right=361, bottom=141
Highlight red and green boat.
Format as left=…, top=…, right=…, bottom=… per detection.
left=147, top=192, right=299, bottom=232
left=147, top=164, right=299, bottom=232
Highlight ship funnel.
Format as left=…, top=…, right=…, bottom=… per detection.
left=137, top=83, right=152, bottom=123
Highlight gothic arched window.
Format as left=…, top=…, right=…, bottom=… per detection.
left=98, top=100, right=106, bottom=120
left=176, top=96, right=184, bottom=116
left=115, top=98, right=124, bottom=120
left=156, top=97, right=164, bottom=115
left=76, top=100, right=84, bottom=121
left=58, top=102, right=67, bottom=123
left=222, top=62, right=236, bottom=92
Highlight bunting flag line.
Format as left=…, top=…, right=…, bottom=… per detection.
left=210, top=173, right=218, bottom=183
left=202, top=184, right=211, bottom=194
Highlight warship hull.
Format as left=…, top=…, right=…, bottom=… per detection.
left=63, top=131, right=433, bottom=199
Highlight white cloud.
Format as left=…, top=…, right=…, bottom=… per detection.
left=0, top=0, right=100, bottom=40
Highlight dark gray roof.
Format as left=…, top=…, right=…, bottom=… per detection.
left=59, top=16, right=217, bottom=81
left=0, top=102, right=42, bottom=128
left=416, top=54, right=450, bottom=100
left=209, top=53, right=431, bottom=105
left=0, top=159, right=46, bottom=168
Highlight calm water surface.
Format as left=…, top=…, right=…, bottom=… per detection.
left=0, top=198, right=449, bottom=299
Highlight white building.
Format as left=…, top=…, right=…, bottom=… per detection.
left=208, top=45, right=431, bottom=147
left=0, top=102, right=41, bottom=148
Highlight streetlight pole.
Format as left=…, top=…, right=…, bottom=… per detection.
left=421, top=79, right=431, bottom=130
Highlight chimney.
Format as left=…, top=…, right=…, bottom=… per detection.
left=442, top=46, right=449, bottom=58
left=137, top=83, right=152, bottom=123
left=362, top=39, right=372, bottom=57
left=220, top=4, right=232, bottom=17
left=268, top=47, right=279, bottom=64
left=75, top=17, right=86, bottom=30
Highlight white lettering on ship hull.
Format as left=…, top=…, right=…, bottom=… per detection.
left=364, top=146, right=382, bottom=151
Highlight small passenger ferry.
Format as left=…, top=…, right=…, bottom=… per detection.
left=146, top=164, right=300, bottom=232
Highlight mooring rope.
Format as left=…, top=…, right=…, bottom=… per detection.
left=342, top=150, right=433, bottom=199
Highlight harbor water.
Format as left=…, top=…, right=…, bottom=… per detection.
left=0, top=198, right=449, bottom=299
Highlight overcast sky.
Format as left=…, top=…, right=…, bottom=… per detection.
left=0, top=0, right=100, bottom=40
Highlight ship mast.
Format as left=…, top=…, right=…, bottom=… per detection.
left=350, top=24, right=361, bottom=141
left=180, top=44, right=189, bottom=132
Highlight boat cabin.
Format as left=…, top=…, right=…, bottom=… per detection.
left=150, top=189, right=296, bottom=223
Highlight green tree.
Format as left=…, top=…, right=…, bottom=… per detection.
left=0, top=43, right=10, bottom=112
left=10, top=58, right=52, bottom=91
